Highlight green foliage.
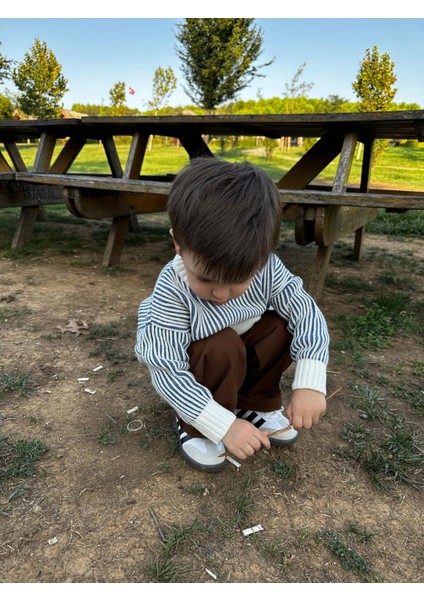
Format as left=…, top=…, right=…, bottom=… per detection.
left=109, top=81, right=127, bottom=116
left=0, top=437, right=47, bottom=479
left=283, top=63, right=314, bottom=113
left=0, top=93, right=13, bottom=119
left=0, top=41, right=13, bottom=84
left=0, top=369, right=34, bottom=397
left=352, top=45, right=397, bottom=111
left=12, top=38, right=68, bottom=118
left=148, top=66, right=177, bottom=113
left=175, top=18, right=273, bottom=111
left=316, top=529, right=378, bottom=581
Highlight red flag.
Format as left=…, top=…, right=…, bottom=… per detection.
left=129, top=87, right=135, bottom=95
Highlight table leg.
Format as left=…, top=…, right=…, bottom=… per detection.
left=102, top=216, right=130, bottom=267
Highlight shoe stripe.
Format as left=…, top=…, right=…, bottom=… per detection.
left=236, top=409, right=266, bottom=429
left=175, top=418, right=192, bottom=445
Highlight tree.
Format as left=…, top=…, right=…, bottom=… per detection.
left=109, top=81, right=127, bottom=116
left=352, top=45, right=397, bottom=111
left=283, top=63, right=314, bottom=113
left=12, top=38, right=68, bottom=119
left=0, top=41, right=13, bottom=85
left=0, top=93, right=13, bottom=119
left=148, top=66, right=177, bottom=114
left=175, top=18, right=273, bottom=112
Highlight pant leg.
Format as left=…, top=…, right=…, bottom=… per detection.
left=238, top=311, right=293, bottom=412
left=181, top=327, right=247, bottom=438
left=181, top=312, right=293, bottom=438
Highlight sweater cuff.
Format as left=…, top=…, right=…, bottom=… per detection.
left=292, top=358, right=327, bottom=395
left=192, top=399, right=237, bottom=444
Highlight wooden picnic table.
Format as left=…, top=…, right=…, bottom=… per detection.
left=1, top=111, right=423, bottom=298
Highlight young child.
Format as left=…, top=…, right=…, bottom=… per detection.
left=135, top=157, right=329, bottom=472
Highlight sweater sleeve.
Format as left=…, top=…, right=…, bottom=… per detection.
left=267, top=254, right=330, bottom=395
left=134, top=270, right=236, bottom=443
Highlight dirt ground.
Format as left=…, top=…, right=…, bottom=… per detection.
left=0, top=212, right=423, bottom=584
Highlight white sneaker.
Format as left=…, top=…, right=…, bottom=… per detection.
left=175, top=417, right=227, bottom=472
left=235, top=408, right=298, bottom=447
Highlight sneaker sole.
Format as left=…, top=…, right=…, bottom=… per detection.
left=174, top=418, right=227, bottom=473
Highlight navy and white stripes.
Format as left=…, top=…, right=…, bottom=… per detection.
left=135, top=253, right=330, bottom=432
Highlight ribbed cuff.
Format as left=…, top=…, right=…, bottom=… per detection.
left=192, top=399, right=237, bottom=444
left=292, top=358, right=327, bottom=395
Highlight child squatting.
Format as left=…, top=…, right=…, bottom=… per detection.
left=135, top=157, right=330, bottom=472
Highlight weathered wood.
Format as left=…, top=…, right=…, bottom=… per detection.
left=102, top=216, right=130, bottom=267
left=65, top=188, right=168, bottom=219
left=11, top=206, right=40, bottom=250
left=280, top=190, right=424, bottom=209
left=4, top=142, right=27, bottom=172
left=307, top=244, right=334, bottom=300
left=0, top=150, right=11, bottom=172
left=33, top=132, right=56, bottom=172
left=0, top=184, right=63, bottom=207
left=178, top=133, right=214, bottom=158
left=124, top=132, right=149, bottom=179
left=102, top=136, right=123, bottom=178
left=277, top=132, right=345, bottom=189
left=50, top=136, right=86, bottom=174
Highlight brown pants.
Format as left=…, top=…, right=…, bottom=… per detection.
left=183, top=311, right=293, bottom=438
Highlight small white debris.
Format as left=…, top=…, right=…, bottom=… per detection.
left=242, top=524, right=264, bottom=537
left=93, top=365, right=103, bottom=372
left=226, top=456, right=241, bottom=469
left=205, top=568, right=217, bottom=580
left=127, top=419, right=143, bottom=432
left=48, top=537, right=58, bottom=545
left=126, top=406, right=139, bottom=414
left=84, top=388, right=96, bottom=395
left=77, top=377, right=90, bottom=382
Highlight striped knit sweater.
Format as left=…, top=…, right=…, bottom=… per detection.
left=135, top=253, right=330, bottom=444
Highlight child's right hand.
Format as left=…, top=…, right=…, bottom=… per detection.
left=222, top=418, right=271, bottom=460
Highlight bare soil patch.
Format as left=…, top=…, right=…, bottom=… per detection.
left=0, top=213, right=423, bottom=583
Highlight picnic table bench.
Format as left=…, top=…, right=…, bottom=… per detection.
left=1, top=111, right=423, bottom=298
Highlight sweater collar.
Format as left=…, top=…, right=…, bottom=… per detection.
left=173, top=254, right=188, bottom=282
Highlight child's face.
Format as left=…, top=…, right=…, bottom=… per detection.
left=178, top=249, right=252, bottom=305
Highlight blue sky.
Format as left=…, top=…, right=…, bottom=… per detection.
left=0, top=17, right=423, bottom=111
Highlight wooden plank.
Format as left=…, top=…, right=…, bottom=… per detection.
left=279, top=190, right=424, bottom=209
left=0, top=185, right=63, bottom=208
left=354, top=136, right=374, bottom=260
left=33, top=132, right=56, bottom=172
left=49, top=136, right=86, bottom=174
left=14, top=172, right=172, bottom=194
left=102, top=216, right=130, bottom=267
left=315, top=206, right=378, bottom=247
left=4, top=142, right=27, bottom=172
left=66, top=188, right=168, bottom=219
left=11, top=206, right=40, bottom=250
left=277, top=132, right=345, bottom=189
left=0, top=150, right=12, bottom=172
left=124, top=132, right=148, bottom=179
left=178, top=133, right=214, bottom=158
left=306, top=244, right=333, bottom=300
left=309, top=132, right=358, bottom=298
left=102, top=136, right=123, bottom=178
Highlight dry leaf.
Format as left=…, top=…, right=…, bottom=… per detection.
left=56, top=319, right=89, bottom=335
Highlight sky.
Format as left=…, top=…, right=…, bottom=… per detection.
left=0, top=15, right=423, bottom=111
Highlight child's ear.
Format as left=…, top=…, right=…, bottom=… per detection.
left=169, top=229, right=182, bottom=255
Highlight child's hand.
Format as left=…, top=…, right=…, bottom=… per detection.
left=222, top=418, right=271, bottom=460
left=286, top=389, right=326, bottom=430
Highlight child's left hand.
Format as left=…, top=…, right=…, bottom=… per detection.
left=286, top=389, right=326, bottom=430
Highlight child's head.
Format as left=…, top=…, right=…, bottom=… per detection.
left=168, top=157, right=281, bottom=284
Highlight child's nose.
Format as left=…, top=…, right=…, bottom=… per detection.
left=211, top=285, right=231, bottom=301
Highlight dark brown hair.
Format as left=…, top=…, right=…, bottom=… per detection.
left=168, top=157, right=282, bottom=283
